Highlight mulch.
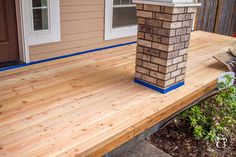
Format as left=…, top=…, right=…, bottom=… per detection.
left=149, top=121, right=236, bottom=157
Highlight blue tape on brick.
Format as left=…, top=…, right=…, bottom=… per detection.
left=0, top=41, right=136, bottom=72
left=134, top=78, right=184, bottom=94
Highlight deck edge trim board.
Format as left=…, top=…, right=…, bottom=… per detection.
left=134, top=78, right=185, bottom=94
left=0, top=41, right=136, bottom=72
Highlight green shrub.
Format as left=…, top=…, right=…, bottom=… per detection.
left=180, top=75, right=236, bottom=142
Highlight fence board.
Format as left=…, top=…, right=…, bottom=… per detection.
left=195, top=0, right=236, bottom=36
left=214, top=0, right=236, bottom=35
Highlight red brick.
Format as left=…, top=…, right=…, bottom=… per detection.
left=159, top=64, right=177, bottom=73
left=146, top=19, right=162, bottom=27
left=136, top=59, right=143, bottom=66
left=143, top=61, right=159, bottom=71
left=171, top=69, right=182, bottom=77
left=185, top=41, right=190, bottom=48
left=187, top=27, right=192, bottom=34
left=160, top=6, right=164, bottom=12
left=165, top=7, right=185, bottom=14
left=176, top=74, right=185, bottom=82
left=172, top=56, right=183, bottom=64
left=190, top=13, right=195, bottom=19
left=145, top=33, right=154, bottom=41
left=142, top=75, right=157, bottom=84
left=136, top=4, right=143, bottom=10
left=174, top=43, right=185, bottom=50
left=138, top=25, right=153, bottom=33
left=176, top=28, right=187, bottom=35
left=154, top=28, right=176, bottom=37
left=136, top=66, right=149, bottom=75
left=160, top=50, right=179, bottom=59
left=136, top=53, right=143, bottom=60
left=155, top=13, right=178, bottom=21
left=152, top=42, right=174, bottom=52
left=157, top=78, right=176, bottom=87
left=153, top=35, right=162, bottom=42
left=138, top=18, right=145, bottom=25
left=177, top=61, right=187, bottom=69
left=162, top=36, right=180, bottom=44
left=151, top=56, right=172, bottom=66
left=163, top=21, right=182, bottom=29
left=157, top=80, right=165, bottom=88
left=187, top=7, right=197, bottom=13
left=178, top=49, right=188, bottom=55
left=181, top=34, right=190, bottom=42
left=165, top=78, right=176, bottom=86
left=138, top=32, right=145, bottom=39
left=135, top=72, right=142, bottom=79
left=137, top=10, right=153, bottom=18
left=144, top=4, right=160, bottom=12
left=178, top=14, right=192, bottom=21
left=137, top=46, right=144, bottom=53
left=138, top=39, right=152, bottom=48
left=181, top=67, right=187, bottom=74
left=150, top=71, right=170, bottom=80
left=182, top=20, right=193, bottom=27
left=142, top=54, right=151, bottom=61
left=183, top=54, right=188, bottom=61
left=144, top=47, right=160, bottom=57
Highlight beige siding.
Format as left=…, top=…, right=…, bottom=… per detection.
left=29, top=0, right=137, bottom=61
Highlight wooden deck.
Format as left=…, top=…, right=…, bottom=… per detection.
left=0, top=31, right=235, bottom=157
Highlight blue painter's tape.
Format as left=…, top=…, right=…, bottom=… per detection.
left=134, top=78, right=185, bottom=94
left=0, top=41, right=136, bottom=72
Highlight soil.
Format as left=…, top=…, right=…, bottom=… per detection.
left=149, top=121, right=236, bottom=157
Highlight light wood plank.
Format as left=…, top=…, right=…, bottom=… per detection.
left=0, top=31, right=235, bottom=157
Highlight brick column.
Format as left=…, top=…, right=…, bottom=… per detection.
left=133, top=0, right=200, bottom=94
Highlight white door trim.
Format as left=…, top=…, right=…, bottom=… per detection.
left=15, top=0, right=61, bottom=63
left=15, top=0, right=30, bottom=63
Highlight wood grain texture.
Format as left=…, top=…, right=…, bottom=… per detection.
left=214, top=0, right=236, bottom=35
left=196, top=0, right=236, bottom=36
left=0, top=0, right=19, bottom=62
left=196, top=0, right=218, bottom=32
left=0, top=31, right=236, bottom=157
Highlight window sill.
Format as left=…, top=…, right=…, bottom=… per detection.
left=105, top=25, right=138, bottom=41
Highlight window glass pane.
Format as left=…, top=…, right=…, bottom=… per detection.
left=33, top=0, right=47, bottom=8
left=112, top=7, right=137, bottom=28
left=33, top=8, right=48, bottom=31
left=121, top=0, right=130, bottom=4
left=114, top=0, right=133, bottom=5
left=114, top=0, right=121, bottom=5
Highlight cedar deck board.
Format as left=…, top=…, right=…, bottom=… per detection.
left=0, top=31, right=235, bottom=157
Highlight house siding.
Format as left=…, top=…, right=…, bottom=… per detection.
left=29, top=0, right=137, bottom=61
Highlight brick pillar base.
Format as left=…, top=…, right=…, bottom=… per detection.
left=134, top=1, right=200, bottom=94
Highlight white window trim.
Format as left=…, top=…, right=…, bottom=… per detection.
left=22, top=0, right=61, bottom=46
left=105, top=0, right=137, bottom=40
left=31, top=1, right=50, bottom=33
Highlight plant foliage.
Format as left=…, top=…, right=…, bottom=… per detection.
left=180, top=74, right=236, bottom=142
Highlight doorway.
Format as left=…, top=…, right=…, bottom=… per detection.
left=0, top=0, right=19, bottom=67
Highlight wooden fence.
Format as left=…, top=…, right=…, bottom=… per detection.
left=195, top=0, right=236, bottom=36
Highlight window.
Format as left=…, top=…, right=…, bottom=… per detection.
left=32, top=0, right=49, bottom=31
left=22, top=0, right=61, bottom=45
left=105, top=0, right=138, bottom=40
left=113, top=0, right=137, bottom=28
